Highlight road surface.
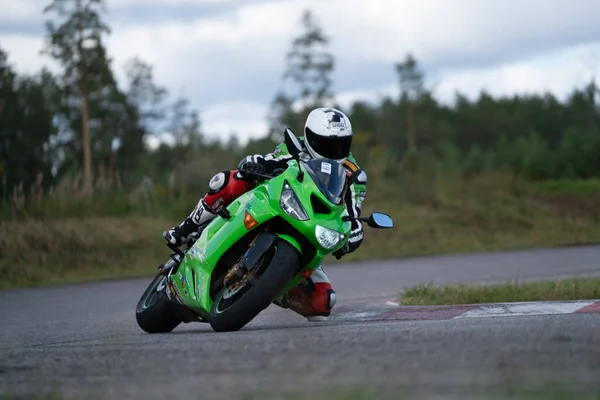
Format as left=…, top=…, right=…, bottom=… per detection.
left=1, top=245, right=600, bottom=399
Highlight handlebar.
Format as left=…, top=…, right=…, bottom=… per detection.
left=240, top=168, right=287, bottom=181
left=167, top=242, right=185, bottom=259
left=243, top=171, right=276, bottom=180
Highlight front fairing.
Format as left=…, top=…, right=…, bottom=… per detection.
left=264, top=160, right=353, bottom=251
left=167, top=159, right=352, bottom=318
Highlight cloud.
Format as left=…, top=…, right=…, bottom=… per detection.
left=322, top=0, right=600, bottom=68
left=1, top=0, right=42, bottom=21
left=201, top=39, right=600, bottom=147
left=434, top=42, right=600, bottom=104
left=2, top=0, right=600, bottom=145
left=104, top=0, right=600, bottom=108
left=202, top=100, right=269, bottom=143
left=0, top=34, right=60, bottom=75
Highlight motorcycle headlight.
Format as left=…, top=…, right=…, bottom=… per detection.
left=315, top=225, right=345, bottom=249
left=280, top=181, right=309, bottom=221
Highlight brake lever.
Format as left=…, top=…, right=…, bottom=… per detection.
left=244, top=170, right=274, bottom=180
left=167, top=242, right=185, bottom=259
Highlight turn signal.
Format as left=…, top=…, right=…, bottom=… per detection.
left=299, top=268, right=313, bottom=279
left=244, top=210, right=258, bottom=230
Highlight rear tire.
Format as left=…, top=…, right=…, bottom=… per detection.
left=136, top=274, right=181, bottom=333
left=209, top=240, right=301, bottom=332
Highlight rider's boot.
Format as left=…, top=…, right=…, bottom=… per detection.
left=164, top=170, right=255, bottom=248
left=163, top=198, right=217, bottom=247
left=158, top=168, right=254, bottom=275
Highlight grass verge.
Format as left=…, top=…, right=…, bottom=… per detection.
left=2, top=174, right=600, bottom=289
left=0, top=217, right=170, bottom=290
left=399, top=278, right=600, bottom=306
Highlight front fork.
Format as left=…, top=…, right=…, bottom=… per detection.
left=158, top=242, right=189, bottom=276
left=156, top=242, right=191, bottom=305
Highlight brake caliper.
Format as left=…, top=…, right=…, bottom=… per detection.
left=224, top=262, right=248, bottom=288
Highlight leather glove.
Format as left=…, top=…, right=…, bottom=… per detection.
left=239, top=161, right=266, bottom=178
left=332, top=230, right=363, bottom=259
left=332, top=243, right=351, bottom=260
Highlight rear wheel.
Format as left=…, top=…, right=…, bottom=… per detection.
left=136, top=274, right=181, bottom=333
left=209, top=240, right=301, bottom=332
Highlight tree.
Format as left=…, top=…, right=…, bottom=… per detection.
left=124, top=57, right=168, bottom=135
left=43, top=0, right=111, bottom=195
left=0, top=46, right=58, bottom=199
left=270, top=9, right=335, bottom=134
left=266, top=91, right=300, bottom=141
left=166, top=97, right=203, bottom=149
left=396, top=53, right=426, bottom=153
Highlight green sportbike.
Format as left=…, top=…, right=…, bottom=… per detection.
left=135, top=130, right=394, bottom=333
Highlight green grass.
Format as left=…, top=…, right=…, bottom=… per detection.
left=399, top=278, right=600, bottom=306
left=0, top=217, right=170, bottom=289
left=529, top=178, right=600, bottom=196
left=2, top=173, right=600, bottom=289
left=342, top=172, right=600, bottom=262
left=232, top=377, right=600, bottom=400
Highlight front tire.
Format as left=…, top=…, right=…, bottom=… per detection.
left=136, top=274, right=181, bottom=333
left=209, top=240, right=301, bottom=332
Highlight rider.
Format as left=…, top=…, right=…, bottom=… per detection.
left=163, top=107, right=368, bottom=321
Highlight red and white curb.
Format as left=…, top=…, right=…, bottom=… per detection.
left=333, top=299, right=600, bottom=322
left=452, top=300, right=600, bottom=319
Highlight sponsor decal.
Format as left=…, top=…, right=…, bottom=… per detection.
left=212, top=197, right=224, bottom=210
left=324, top=109, right=348, bottom=131
left=196, top=275, right=206, bottom=298
left=343, top=160, right=359, bottom=173
left=169, top=281, right=184, bottom=303
left=178, top=271, right=187, bottom=288
left=190, top=205, right=203, bottom=224
left=357, top=190, right=366, bottom=208
left=287, top=298, right=305, bottom=310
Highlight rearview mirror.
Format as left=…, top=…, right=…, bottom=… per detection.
left=284, top=128, right=303, bottom=158
left=367, top=212, right=394, bottom=229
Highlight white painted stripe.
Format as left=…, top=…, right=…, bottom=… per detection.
left=454, top=301, right=595, bottom=319
left=349, top=184, right=360, bottom=226
left=385, top=301, right=400, bottom=307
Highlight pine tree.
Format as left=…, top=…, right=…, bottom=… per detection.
left=42, top=0, right=111, bottom=195
left=269, top=9, right=335, bottom=137
left=396, top=53, right=425, bottom=153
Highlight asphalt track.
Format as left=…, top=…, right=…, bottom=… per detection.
left=1, top=245, right=600, bottom=399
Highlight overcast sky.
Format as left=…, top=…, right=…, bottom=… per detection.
left=2, top=0, right=600, bottom=144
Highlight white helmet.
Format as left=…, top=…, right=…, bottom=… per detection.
left=303, top=107, right=353, bottom=161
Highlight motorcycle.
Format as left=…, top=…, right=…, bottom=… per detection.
left=135, top=129, right=394, bottom=333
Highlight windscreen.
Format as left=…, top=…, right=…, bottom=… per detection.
left=302, top=158, right=347, bottom=205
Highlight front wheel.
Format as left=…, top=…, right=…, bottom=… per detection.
left=209, top=240, right=301, bottom=332
left=136, top=274, right=181, bottom=333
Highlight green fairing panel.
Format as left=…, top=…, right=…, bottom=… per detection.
left=167, top=157, right=354, bottom=320
left=173, top=190, right=272, bottom=315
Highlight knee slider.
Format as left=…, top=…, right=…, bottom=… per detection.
left=326, top=289, right=337, bottom=310
left=208, top=172, right=227, bottom=193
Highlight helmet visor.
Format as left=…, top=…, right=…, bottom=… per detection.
left=305, top=127, right=352, bottom=160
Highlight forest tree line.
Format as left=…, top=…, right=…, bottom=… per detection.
left=1, top=1, right=600, bottom=202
